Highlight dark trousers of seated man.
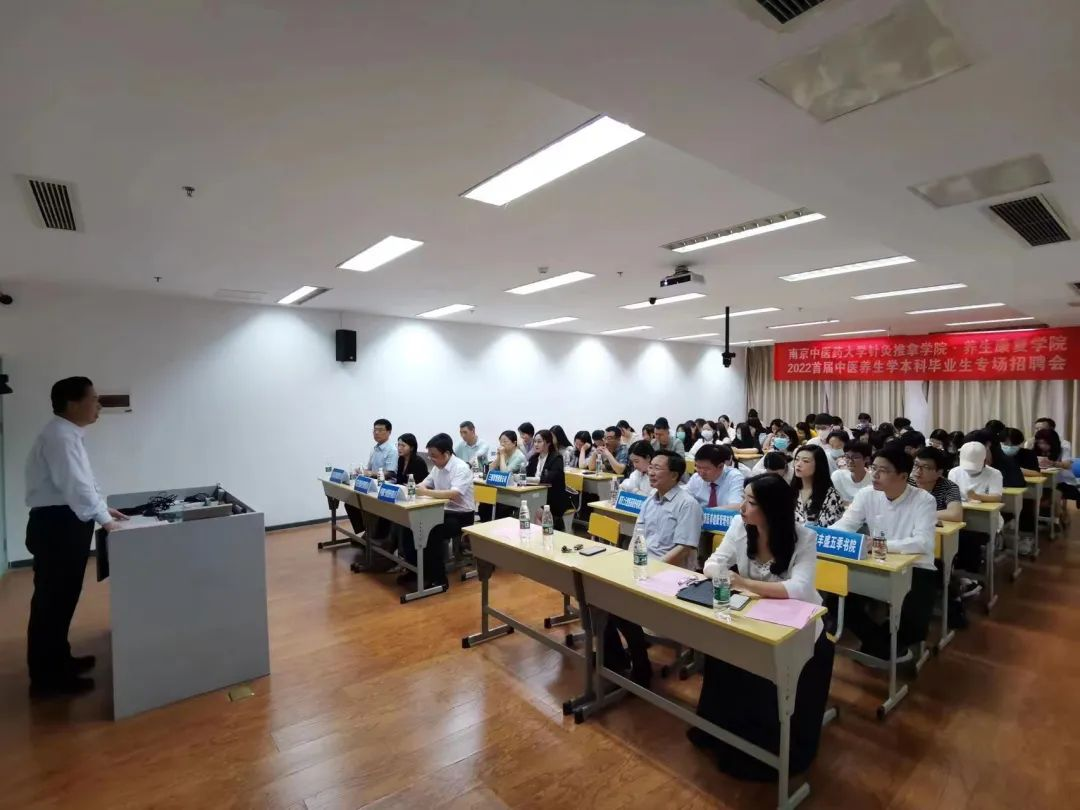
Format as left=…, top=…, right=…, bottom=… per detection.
left=603, top=618, right=652, bottom=688
left=399, top=510, right=474, bottom=588
left=845, top=567, right=937, bottom=660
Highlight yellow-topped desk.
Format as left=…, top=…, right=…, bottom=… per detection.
left=935, top=521, right=964, bottom=652
left=1021, top=475, right=1048, bottom=557
left=960, top=501, right=1006, bottom=611
left=320, top=479, right=450, bottom=603
left=587, top=500, right=638, bottom=538
left=473, top=478, right=548, bottom=517
left=576, top=552, right=824, bottom=810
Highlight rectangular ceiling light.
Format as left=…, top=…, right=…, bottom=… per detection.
left=665, top=209, right=824, bottom=253
left=821, top=328, right=888, bottom=336
left=277, top=286, right=328, bottom=305
left=767, top=319, right=840, bottom=330
left=621, top=292, right=706, bottom=310
left=701, top=306, right=781, bottom=321
left=781, top=255, right=915, bottom=282
left=599, top=325, right=653, bottom=335
left=338, top=236, right=423, bottom=272
left=664, top=332, right=719, bottom=341
left=906, top=302, right=1004, bottom=315
left=730, top=339, right=775, bottom=346
left=851, top=283, right=966, bottom=300
left=461, top=115, right=645, bottom=206
left=416, top=304, right=474, bottom=319
left=523, top=316, right=578, bottom=328
left=506, top=270, right=595, bottom=295
left=944, top=316, right=1036, bottom=327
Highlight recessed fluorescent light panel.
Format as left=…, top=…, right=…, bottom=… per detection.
left=852, top=283, right=966, bottom=300
left=506, top=271, right=594, bottom=295
left=277, top=286, right=329, bottom=305
left=821, top=329, right=889, bottom=337
left=461, top=115, right=644, bottom=206
left=665, top=209, right=824, bottom=253
left=664, top=332, right=719, bottom=341
left=701, top=307, right=781, bottom=321
left=730, top=339, right=775, bottom=346
left=523, top=316, right=578, bottom=328
left=621, top=292, right=706, bottom=310
left=944, top=316, right=1036, bottom=327
left=599, top=325, right=653, bottom=335
left=416, top=304, right=474, bottom=319
left=907, top=303, right=1004, bottom=315
left=338, top=236, right=423, bottom=273
left=767, top=319, right=840, bottom=330
left=781, top=256, right=915, bottom=282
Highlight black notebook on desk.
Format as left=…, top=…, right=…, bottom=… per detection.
left=675, top=579, right=713, bottom=608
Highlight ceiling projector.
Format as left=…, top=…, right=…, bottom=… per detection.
left=660, top=265, right=704, bottom=288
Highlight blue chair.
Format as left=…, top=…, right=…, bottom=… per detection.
left=1072, top=460, right=1080, bottom=478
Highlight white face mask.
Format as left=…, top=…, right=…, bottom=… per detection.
left=828, top=447, right=844, bottom=459
left=701, top=430, right=714, bottom=440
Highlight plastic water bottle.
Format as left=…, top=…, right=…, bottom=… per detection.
left=609, top=484, right=619, bottom=505
left=406, top=474, right=416, bottom=501
left=541, top=505, right=554, bottom=550
left=872, top=529, right=888, bottom=562
left=471, top=456, right=480, bottom=476
left=519, top=499, right=531, bottom=543
left=713, top=571, right=732, bottom=618
left=632, top=529, right=648, bottom=581
left=377, top=468, right=385, bottom=486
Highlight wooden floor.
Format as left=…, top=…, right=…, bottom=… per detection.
left=2, top=519, right=1080, bottom=810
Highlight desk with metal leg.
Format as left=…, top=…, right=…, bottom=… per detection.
left=818, top=551, right=919, bottom=719
left=1002, top=487, right=1026, bottom=579
left=1035, top=468, right=1061, bottom=540
left=587, top=500, right=638, bottom=540
left=960, top=502, right=1006, bottom=611
left=580, top=472, right=619, bottom=501
left=1022, top=475, right=1046, bottom=558
left=472, top=479, right=549, bottom=516
left=320, top=480, right=449, bottom=603
left=935, top=522, right=964, bottom=653
left=575, top=553, right=824, bottom=810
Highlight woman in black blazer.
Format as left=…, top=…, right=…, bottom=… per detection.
left=393, top=433, right=429, bottom=485
left=526, top=429, right=570, bottom=531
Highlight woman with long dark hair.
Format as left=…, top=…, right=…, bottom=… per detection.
left=691, top=474, right=834, bottom=780
left=731, top=422, right=760, bottom=451
left=791, top=444, right=845, bottom=526
left=549, top=424, right=574, bottom=467
left=395, top=433, right=428, bottom=485
left=526, top=429, right=570, bottom=530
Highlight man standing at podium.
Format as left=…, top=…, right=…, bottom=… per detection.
left=24, top=377, right=127, bottom=696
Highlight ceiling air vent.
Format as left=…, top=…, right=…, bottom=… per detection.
left=19, top=175, right=81, bottom=231
left=214, top=289, right=266, bottom=303
left=988, top=195, right=1071, bottom=247
left=755, top=0, right=829, bottom=25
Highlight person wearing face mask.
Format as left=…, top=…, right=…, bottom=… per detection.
left=948, top=441, right=1004, bottom=579
left=1002, top=428, right=1040, bottom=476
left=856, top=412, right=873, bottom=433
left=760, top=419, right=787, bottom=452
left=651, top=417, right=685, bottom=454
left=688, top=421, right=718, bottom=454
left=678, top=422, right=695, bottom=451
left=823, top=430, right=847, bottom=473
left=751, top=426, right=797, bottom=481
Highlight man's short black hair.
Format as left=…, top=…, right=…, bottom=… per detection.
left=893, top=417, right=912, bottom=430
left=51, top=377, right=94, bottom=415
left=653, top=449, right=686, bottom=478
left=694, top=443, right=732, bottom=466
left=426, top=432, right=454, bottom=455
left=873, top=443, right=914, bottom=475
left=899, top=431, right=926, bottom=450
left=628, top=439, right=655, bottom=459
left=1035, top=416, right=1056, bottom=429
left=814, top=413, right=832, bottom=425
left=915, top=446, right=949, bottom=472
left=844, top=440, right=872, bottom=458
left=591, top=429, right=605, bottom=442
left=858, top=412, right=872, bottom=422
left=826, top=430, right=849, bottom=444
left=831, top=416, right=844, bottom=426
left=518, top=422, right=535, bottom=436
left=654, top=417, right=670, bottom=430
left=374, top=418, right=392, bottom=431
left=762, top=451, right=788, bottom=471
left=459, top=420, right=475, bottom=430
left=605, top=425, right=619, bottom=437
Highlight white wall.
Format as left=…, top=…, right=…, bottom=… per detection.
left=1, top=284, right=746, bottom=563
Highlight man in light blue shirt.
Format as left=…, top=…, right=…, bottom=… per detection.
left=633, top=451, right=703, bottom=567
left=685, top=444, right=745, bottom=510
left=454, top=421, right=490, bottom=466
left=365, top=418, right=398, bottom=476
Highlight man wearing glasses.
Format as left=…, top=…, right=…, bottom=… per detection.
left=910, top=447, right=963, bottom=523
left=603, top=450, right=703, bottom=688
left=832, top=444, right=937, bottom=662
left=831, top=441, right=873, bottom=505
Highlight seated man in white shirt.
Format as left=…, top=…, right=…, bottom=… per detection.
left=831, top=440, right=873, bottom=504
left=617, top=440, right=655, bottom=496
left=401, top=433, right=475, bottom=592
left=454, top=421, right=490, bottom=469
left=685, top=444, right=744, bottom=509
left=947, top=440, right=1004, bottom=577
left=832, top=444, right=938, bottom=661
left=604, top=451, right=703, bottom=688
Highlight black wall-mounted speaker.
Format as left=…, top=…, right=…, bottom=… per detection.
left=335, top=329, right=357, bottom=362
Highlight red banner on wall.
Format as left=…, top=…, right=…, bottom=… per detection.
left=774, top=327, right=1080, bottom=381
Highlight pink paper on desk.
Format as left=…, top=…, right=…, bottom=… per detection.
left=744, top=598, right=818, bottom=629
left=637, top=569, right=694, bottom=598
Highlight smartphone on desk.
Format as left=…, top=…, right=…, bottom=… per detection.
left=579, top=546, right=606, bottom=557
left=729, top=593, right=750, bottom=611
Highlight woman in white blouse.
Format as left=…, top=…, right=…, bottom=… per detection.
left=689, top=474, right=835, bottom=781
left=617, top=440, right=655, bottom=496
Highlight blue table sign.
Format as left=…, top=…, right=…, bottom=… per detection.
left=703, top=508, right=739, bottom=532
left=329, top=468, right=347, bottom=484
left=614, top=490, right=648, bottom=515
left=485, top=469, right=512, bottom=487
left=808, top=524, right=868, bottom=560
left=353, top=475, right=375, bottom=494
left=377, top=483, right=402, bottom=503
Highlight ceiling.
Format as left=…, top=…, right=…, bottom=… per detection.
left=3, top=0, right=1079, bottom=347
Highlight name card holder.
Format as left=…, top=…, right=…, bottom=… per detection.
left=703, top=508, right=739, bottom=532
left=485, top=469, right=512, bottom=487
left=809, top=524, right=868, bottom=560
left=354, top=475, right=376, bottom=494
left=377, top=483, right=402, bottom=503
left=614, top=490, right=647, bottom=515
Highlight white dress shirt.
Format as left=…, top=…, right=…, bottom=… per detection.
left=831, top=468, right=872, bottom=502
left=421, top=455, right=475, bottom=513
left=618, top=469, right=654, bottom=496
left=832, top=485, right=937, bottom=571
left=25, top=416, right=111, bottom=526
left=685, top=467, right=745, bottom=508
left=704, top=516, right=822, bottom=606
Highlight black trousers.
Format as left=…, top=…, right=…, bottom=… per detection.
left=400, top=510, right=474, bottom=587
left=26, top=506, right=94, bottom=684
left=955, top=529, right=988, bottom=574
left=695, top=632, right=835, bottom=781
left=602, top=618, right=652, bottom=686
left=846, top=567, right=938, bottom=659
